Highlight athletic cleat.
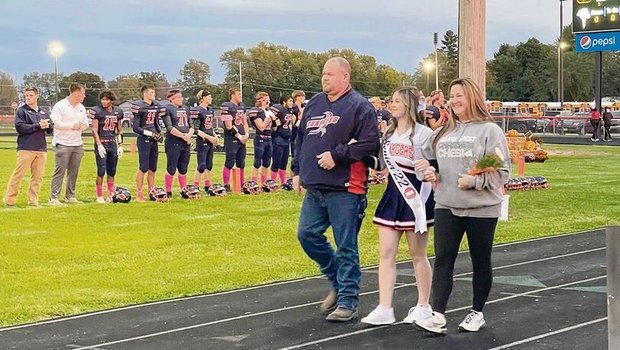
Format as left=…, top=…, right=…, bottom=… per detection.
left=361, top=305, right=395, bottom=325
left=458, top=310, right=486, bottom=332
left=96, top=197, right=106, bottom=204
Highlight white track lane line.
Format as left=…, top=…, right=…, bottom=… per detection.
left=486, top=317, right=608, bottom=350
left=277, top=275, right=606, bottom=350
left=68, top=263, right=606, bottom=350
left=0, top=229, right=602, bottom=332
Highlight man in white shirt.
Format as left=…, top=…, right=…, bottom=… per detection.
left=48, top=83, right=89, bottom=205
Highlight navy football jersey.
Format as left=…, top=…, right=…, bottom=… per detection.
left=248, top=107, right=272, bottom=137
left=270, top=104, right=294, bottom=140
left=191, top=105, right=215, bottom=146
left=88, top=106, right=122, bottom=140
left=377, top=109, right=392, bottom=123
left=221, top=101, right=246, bottom=141
left=163, top=104, right=192, bottom=142
left=131, top=100, right=163, bottom=136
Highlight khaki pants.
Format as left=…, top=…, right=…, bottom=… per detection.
left=3, top=150, right=47, bottom=205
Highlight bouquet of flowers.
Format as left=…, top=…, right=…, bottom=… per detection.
left=468, top=148, right=505, bottom=175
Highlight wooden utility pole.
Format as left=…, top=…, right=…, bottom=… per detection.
left=458, top=0, right=486, bottom=97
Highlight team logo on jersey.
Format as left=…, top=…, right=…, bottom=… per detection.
left=307, top=111, right=340, bottom=137
left=389, top=143, right=414, bottom=159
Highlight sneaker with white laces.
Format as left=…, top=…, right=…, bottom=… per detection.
left=96, top=197, right=106, bottom=204
left=361, top=305, right=395, bottom=325
left=403, top=304, right=432, bottom=324
left=415, top=312, right=447, bottom=335
left=458, top=310, right=486, bottom=332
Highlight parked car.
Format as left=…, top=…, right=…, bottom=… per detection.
left=491, top=112, right=539, bottom=133
left=545, top=112, right=620, bottom=135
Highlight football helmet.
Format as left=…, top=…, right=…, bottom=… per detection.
left=262, top=179, right=279, bottom=193
left=149, top=187, right=169, bottom=202
left=181, top=185, right=201, bottom=199
left=281, top=178, right=294, bottom=191
left=206, top=184, right=227, bottom=197
left=242, top=180, right=261, bottom=195
left=111, top=186, right=131, bottom=203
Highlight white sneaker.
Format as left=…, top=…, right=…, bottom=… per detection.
left=96, top=197, right=106, bottom=204
left=66, top=197, right=82, bottom=204
left=458, top=310, right=486, bottom=332
left=403, top=304, right=432, bottom=324
left=47, top=199, right=65, bottom=206
left=360, top=305, right=395, bottom=325
left=415, top=312, right=447, bottom=335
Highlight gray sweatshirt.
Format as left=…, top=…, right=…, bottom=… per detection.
left=422, top=121, right=510, bottom=218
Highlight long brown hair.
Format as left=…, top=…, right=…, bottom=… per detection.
left=383, top=87, right=425, bottom=142
left=432, top=77, right=494, bottom=149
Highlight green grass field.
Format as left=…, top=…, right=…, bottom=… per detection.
left=0, top=142, right=619, bottom=327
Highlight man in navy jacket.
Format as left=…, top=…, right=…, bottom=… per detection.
left=292, top=57, right=380, bottom=322
left=3, top=87, right=53, bottom=206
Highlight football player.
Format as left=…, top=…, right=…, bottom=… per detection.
left=270, top=96, right=296, bottom=185
left=162, top=89, right=194, bottom=198
left=89, top=90, right=123, bottom=203
left=220, top=88, right=249, bottom=192
left=131, top=85, right=165, bottom=202
left=290, top=90, right=305, bottom=159
left=191, top=89, right=218, bottom=193
left=248, top=91, right=274, bottom=186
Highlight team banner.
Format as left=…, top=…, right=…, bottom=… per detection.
left=382, top=140, right=428, bottom=234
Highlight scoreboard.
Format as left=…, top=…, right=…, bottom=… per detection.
left=573, top=0, right=620, bottom=33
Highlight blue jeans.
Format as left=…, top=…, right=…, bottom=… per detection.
left=297, top=189, right=367, bottom=310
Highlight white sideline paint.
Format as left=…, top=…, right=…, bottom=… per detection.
left=486, top=317, right=608, bottom=350
left=68, top=264, right=607, bottom=349
left=0, top=228, right=602, bottom=333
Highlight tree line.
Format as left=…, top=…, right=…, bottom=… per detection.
left=1, top=26, right=618, bottom=110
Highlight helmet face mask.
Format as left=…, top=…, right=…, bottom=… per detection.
left=262, top=179, right=279, bottom=193
left=181, top=185, right=201, bottom=199
left=149, top=187, right=169, bottom=202
left=207, top=184, right=227, bottom=197
left=112, top=186, right=132, bottom=203
left=281, top=178, right=294, bottom=191
left=242, top=180, right=261, bottom=195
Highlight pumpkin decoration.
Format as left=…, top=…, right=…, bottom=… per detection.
left=525, top=140, right=537, bottom=150
left=507, top=129, right=519, bottom=137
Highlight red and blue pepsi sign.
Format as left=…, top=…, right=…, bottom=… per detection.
left=575, top=31, right=620, bottom=52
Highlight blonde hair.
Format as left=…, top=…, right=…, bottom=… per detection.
left=432, top=77, right=494, bottom=149
left=255, top=91, right=269, bottom=106
left=383, top=87, right=425, bottom=142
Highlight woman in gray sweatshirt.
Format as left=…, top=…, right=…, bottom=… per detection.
left=413, top=77, right=510, bottom=334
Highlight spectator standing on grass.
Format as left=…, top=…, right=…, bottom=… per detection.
left=291, top=57, right=380, bottom=322
left=602, top=107, right=613, bottom=142
left=590, top=107, right=601, bottom=142
left=3, top=87, right=53, bottom=207
left=48, top=83, right=89, bottom=206
left=414, top=77, right=510, bottom=334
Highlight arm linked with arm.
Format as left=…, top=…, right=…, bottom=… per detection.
left=330, top=105, right=380, bottom=164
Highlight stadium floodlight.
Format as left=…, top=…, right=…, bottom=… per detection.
left=47, top=41, right=65, bottom=103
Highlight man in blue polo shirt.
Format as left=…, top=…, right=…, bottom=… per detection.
left=3, top=87, right=53, bottom=207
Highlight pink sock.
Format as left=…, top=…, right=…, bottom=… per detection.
left=107, top=181, right=114, bottom=197
left=96, top=185, right=103, bottom=197
left=278, top=169, right=286, bottom=184
left=239, top=168, right=245, bottom=186
left=260, top=173, right=267, bottom=185
left=204, top=179, right=211, bottom=187
left=178, top=174, right=187, bottom=189
left=164, top=173, right=174, bottom=192
left=222, top=167, right=231, bottom=185
left=251, top=175, right=258, bottom=183
left=271, top=171, right=278, bottom=181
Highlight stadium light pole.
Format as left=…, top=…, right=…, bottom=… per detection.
left=423, top=61, right=434, bottom=95
left=47, top=41, right=65, bottom=104
left=558, top=0, right=567, bottom=110
left=433, top=32, right=439, bottom=91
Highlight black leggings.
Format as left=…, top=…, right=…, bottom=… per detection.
left=431, top=208, right=498, bottom=314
